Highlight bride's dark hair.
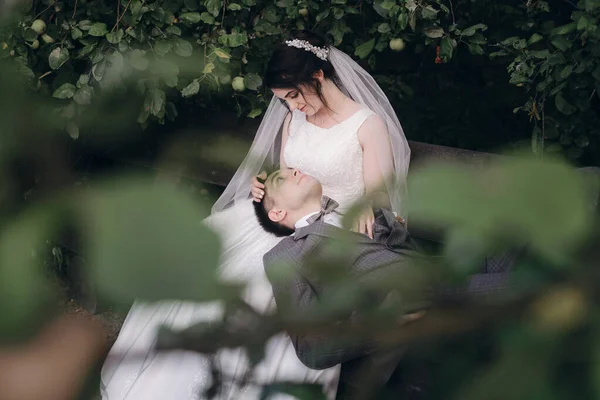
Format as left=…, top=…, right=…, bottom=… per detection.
left=264, top=31, right=340, bottom=110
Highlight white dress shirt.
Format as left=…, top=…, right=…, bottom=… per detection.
left=294, top=211, right=343, bottom=230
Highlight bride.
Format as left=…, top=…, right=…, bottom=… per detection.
left=100, top=31, right=410, bottom=399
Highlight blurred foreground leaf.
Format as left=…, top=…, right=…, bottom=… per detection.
left=79, top=178, right=235, bottom=305
left=0, top=208, right=55, bottom=340
left=408, top=156, right=592, bottom=264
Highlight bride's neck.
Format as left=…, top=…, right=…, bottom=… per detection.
left=318, top=80, right=348, bottom=116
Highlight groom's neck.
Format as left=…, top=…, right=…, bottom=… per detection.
left=287, top=198, right=323, bottom=227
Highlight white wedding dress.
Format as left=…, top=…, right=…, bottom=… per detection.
left=100, top=107, right=376, bottom=400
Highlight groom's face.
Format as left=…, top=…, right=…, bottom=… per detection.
left=264, top=168, right=322, bottom=217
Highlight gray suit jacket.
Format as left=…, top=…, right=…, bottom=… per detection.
left=264, top=208, right=514, bottom=398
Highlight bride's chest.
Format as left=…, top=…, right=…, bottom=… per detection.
left=284, top=129, right=363, bottom=172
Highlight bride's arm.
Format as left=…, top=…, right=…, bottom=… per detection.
left=355, top=116, right=394, bottom=237
left=358, top=115, right=394, bottom=207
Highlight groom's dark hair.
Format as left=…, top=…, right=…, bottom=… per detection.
left=253, top=174, right=295, bottom=237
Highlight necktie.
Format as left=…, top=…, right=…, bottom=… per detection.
left=306, top=196, right=339, bottom=224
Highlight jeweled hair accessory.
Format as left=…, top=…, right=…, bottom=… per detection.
left=285, top=39, right=330, bottom=61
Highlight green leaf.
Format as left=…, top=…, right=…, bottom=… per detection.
left=166, top=26, right=182, bottom=36
left=92, top=60, right=106, bottom=81
left=222, top=32, right=247, bottom=47
left=247, top=108, right=262, bottom=118
left=228, top=3, right=243, bottom=10
left=166, top=102, right=178, bottom=122
left=78, top=20, right=93, bottom=31
left=528, top=33, right=543, bottom=44
left=469, top=33, right=486, bottom=45
left=200, top=12, right=215, bottom=24
left=380, top=0, right=396, bottom=9
left=48, top=47, right=69, bottom=70
left=421, top=5, right=438, bottom=20
left=180, top=12, right=202, bottom=23
left=439, top=36, right=454, bottom=60
left=404, top=0, right=417, bottom=12
left=52, top=83, right=77, bottom=99
left=203, top=62, right=215, bottom=74
left=78, top=74, right=90, bottom=87
left=333, top=7, right=345, bottom=19
left=173, top=38, right=193, bottom=57
left=66, top=121, right=79, bottom=139
left=424, top=27, right=444, bottom=38
left=71, top=27, right=83, bottom=40
left=214, top=47, right=231, bottom=60
left=316, top=9, right=330, bottom=22
left=206, top=0, right=222, bottom=17
left=89, top=22, right=108, bottom=37
left=354, top=39, right=375, bottom=59
left=467, top=43, right=484, bottom=55
left=549, top=81, right=567, bottom=96
left=577, top=15, right=589, bottom=31
left=82, top=180, right=226, bottom=304
left=551, top=36, right=572, bottom=51
left=244, top=73, right=262, bottom=91
left=547, top=53, right=566, bottom=66
left=555, top=94, right=577, bottom=114
left=106, top=29, right=124, bottom=44
left=559, top=64, right=573, bottom=80
left=378, top=23, right=391, bottom=33
left=398, top=12, right=408, bottom=30
left=551, top=22, right=577, bottom=35
left=73, top=85, right=93, bottom=105
left=531, top=126, right=542, bottom=155
left=489, top=50, right=509, bottom=58
left=181, top=81, right=200, bottom=97
left=461, top=23, right=487, bottom=37
left=531, top=49, right=550, bottom=59
left=155, top=40, right=173, bottom=56
left=148, top=89, right=166, bottom=117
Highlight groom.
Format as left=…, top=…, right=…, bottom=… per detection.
left=253, top=168, right=514, bottom=399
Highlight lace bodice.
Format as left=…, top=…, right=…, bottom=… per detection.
left=283, top=108, right=375, bottom=211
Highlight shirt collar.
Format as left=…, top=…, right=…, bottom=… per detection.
left=294, top=211, right=320, bottom=230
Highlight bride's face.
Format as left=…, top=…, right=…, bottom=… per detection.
left=272, top=86, right=323, bottom=116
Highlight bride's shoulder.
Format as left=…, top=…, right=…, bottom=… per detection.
left=357, top=111, right=388, bottom=142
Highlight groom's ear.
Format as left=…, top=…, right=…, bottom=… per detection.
left=268, top=208, right=286, bottom=222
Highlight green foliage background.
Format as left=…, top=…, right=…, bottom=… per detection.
left=1, top=3, right=600, bottom=400
left=1, top=0, right=599, bottom=164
